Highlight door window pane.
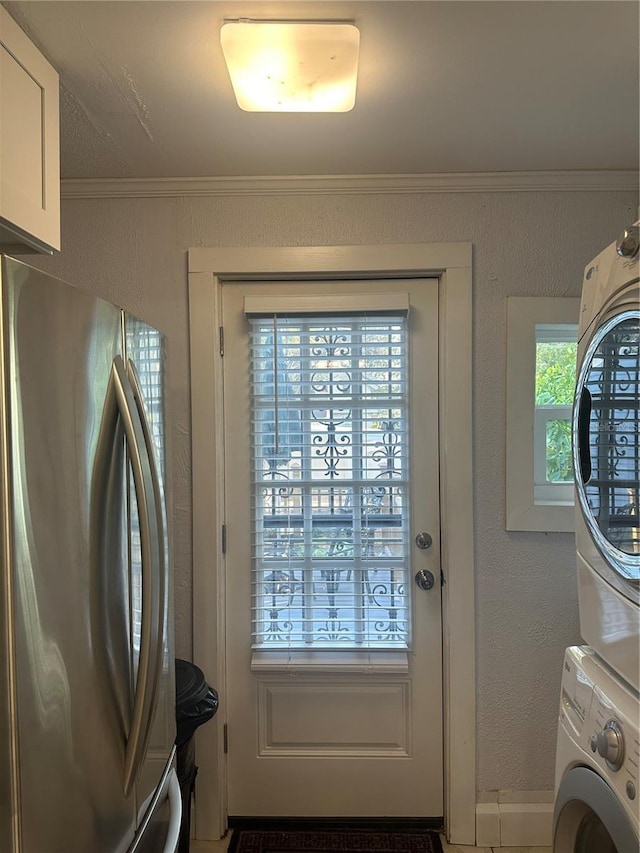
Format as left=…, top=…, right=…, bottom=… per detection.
left=249, top=314, right=410, bottom=649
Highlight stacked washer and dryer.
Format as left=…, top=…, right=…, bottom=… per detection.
left=553, top=223, right=640, bottom=852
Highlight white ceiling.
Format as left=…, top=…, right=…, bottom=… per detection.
left=4, top=0, right=640, bottom=181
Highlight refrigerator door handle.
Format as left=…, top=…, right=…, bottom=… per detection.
left=127, top=358, right=167, bottom=749
left=111, top=355, right=163, bottom=796
left=162, top=769, right=182, bottom=853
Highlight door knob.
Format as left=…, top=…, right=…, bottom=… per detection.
left=415, top=569, right=435, bottom=591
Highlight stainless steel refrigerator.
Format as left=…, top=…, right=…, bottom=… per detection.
left=0, top=256, right=180, bottom=852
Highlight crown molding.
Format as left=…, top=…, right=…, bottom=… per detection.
left=60, top=170, right=640, bottom=199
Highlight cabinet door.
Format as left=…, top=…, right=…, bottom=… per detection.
left=0, top=6, right=60, bottom=253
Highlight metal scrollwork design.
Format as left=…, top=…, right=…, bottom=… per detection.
left=262, top=570, right=300, bottom=642
left=372, top=420, right=402, bottom=478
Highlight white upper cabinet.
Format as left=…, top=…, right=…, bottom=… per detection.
left=0, top=6, right=60, bottom=253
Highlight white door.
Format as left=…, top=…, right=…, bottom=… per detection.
left=222, top=278, right=442, bottom=818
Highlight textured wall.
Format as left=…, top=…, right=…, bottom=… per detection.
left=19, top=188, right=638, bottom=794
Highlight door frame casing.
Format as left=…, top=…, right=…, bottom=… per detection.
left=188, top=243, right=475, bottom=845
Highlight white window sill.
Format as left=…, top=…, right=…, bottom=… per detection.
left=251, top=650, right=410, bottom=674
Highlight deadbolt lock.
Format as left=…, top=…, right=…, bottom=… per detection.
left=415, top=532, right=433, bottom=550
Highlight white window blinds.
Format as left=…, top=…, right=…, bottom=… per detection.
left=248, top=311, right=410, bottom=650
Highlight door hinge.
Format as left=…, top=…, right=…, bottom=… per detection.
left=219, top=326, right=224, bottom=356
left=223, top=722, right=228, bottom=754
left=221, top=523, right=227, bottom=554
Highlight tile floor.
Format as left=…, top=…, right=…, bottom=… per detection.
left=190, top=835, right=552, bottom=853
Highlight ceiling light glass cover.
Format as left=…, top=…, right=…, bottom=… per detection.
left=220, top=21, right=360, bottom=112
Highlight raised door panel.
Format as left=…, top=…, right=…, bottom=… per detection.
left=258, top=679, right=411, bottom=756
left=0, top=6, right=60, bottom=253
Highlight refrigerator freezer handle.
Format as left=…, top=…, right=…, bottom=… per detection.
left=111, top=356, right=163, bottom=796
left=162, top=769, right=182, bottom=853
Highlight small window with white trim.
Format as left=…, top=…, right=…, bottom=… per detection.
left=534, top=323, right=577, bottom=504
left=506, top=297, right=580, bottom=532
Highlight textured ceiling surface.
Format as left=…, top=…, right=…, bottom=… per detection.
left=4, top=0, right=640, bottom=180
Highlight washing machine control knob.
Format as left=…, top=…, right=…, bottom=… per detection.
left=616, top=225, right=640, bottom=258
left=591, top=720, right=625, bottom=770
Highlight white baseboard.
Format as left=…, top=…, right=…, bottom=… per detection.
left=476, top=802, right=501, bottom=847
left=476, top=792, right=554, bottom=847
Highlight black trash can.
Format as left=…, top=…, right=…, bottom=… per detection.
left=175, top=659, right=219, bottom=853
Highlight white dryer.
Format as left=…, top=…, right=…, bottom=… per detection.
left=573, top=222, right=640, bottom=690
left=554, top=646, right=639, bottom=853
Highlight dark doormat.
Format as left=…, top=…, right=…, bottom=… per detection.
left=227, top=827, right=444, bottom=853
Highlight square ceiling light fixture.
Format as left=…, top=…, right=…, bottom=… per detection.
left=220, top=20, right=360, bottom=112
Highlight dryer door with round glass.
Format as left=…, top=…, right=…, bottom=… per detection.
left=574, top=308, right=639, bottom=581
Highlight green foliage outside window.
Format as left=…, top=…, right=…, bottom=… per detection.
left=535, top=342, right=577, bottom=405
left=536, top=342, right=577, bottom=483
